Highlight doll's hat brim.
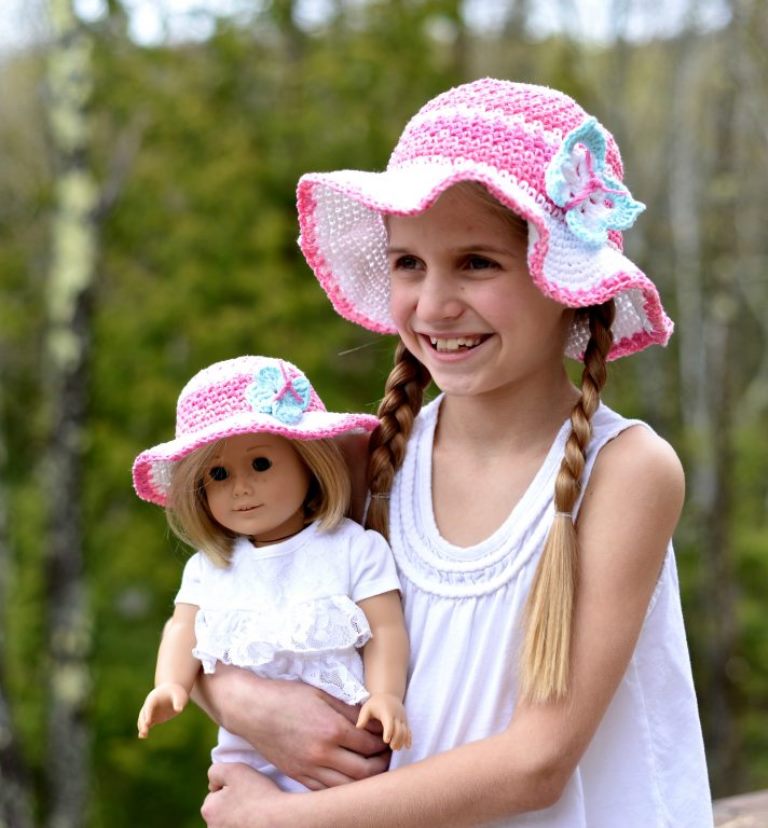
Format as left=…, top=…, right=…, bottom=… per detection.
left=132, top=356, right=380, bottom=507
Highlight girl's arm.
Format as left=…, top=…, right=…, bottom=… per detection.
left=194, top=666, right=390, bottom=789
left=336, top=430, right=371, bottom=523
left=200, top=426, right=686, bottom=826
left=137, top=602, right=200, bottom=738
left=355, top=591, right=411, bottom=750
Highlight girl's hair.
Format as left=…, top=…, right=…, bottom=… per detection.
left=366, top=340, right=432, bottom=537
left=365, top=181, right=616, bottom=703
left=167, top=435, right=351, bottom=567
left=520, top=299, right=615, bottom=703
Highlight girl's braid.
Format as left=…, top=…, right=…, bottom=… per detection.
left=365, top=341, right=431, bottom=539
left=521, top=299, right=616, bottom=703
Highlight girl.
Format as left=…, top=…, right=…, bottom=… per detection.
left=199, top=80, right=713, bottom=826
left=133, top=355, right=412, bottom=792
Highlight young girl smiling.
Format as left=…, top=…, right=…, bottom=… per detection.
left=198, top=80, right=712, bottom=827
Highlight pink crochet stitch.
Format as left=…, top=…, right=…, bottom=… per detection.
left=297, top=78, right=673, bottom=360
left=132, top=356, right=379, bottom=507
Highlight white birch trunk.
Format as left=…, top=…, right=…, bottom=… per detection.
left=43, top=0, right=98, bottom=825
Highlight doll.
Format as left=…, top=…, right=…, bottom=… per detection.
left=132, top=355, right=411, bottom=792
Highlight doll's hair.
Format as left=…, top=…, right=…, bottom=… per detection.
left=365, top=181, right=615, bottom=703
left=167, top=434, right=351, bottom=567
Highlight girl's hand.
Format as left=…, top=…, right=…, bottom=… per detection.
left=356, top=693, right=412, bottom=750
left=196, top=665, right=390, bottom=788
left=201, top=763, right=288, bottom=828
left=137, top=682, right=189, bottom=738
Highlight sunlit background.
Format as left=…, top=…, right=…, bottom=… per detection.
left=0, top=1, right=766, bottom=826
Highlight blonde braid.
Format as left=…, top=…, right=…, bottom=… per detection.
left=366, top=341, right=431, bottom=539
left=521, top=300, right=616, bottom=703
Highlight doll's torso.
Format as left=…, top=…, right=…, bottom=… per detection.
left=174, top=518, right=400, bottom=790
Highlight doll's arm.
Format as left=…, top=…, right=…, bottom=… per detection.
left=355, top=591, right=411, bottom=750
left=137, top=602, right=200, bottom=739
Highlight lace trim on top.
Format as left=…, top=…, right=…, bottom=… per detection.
left=193, top=594, right=372, bottom=705
left=389, top=396, right=570, bottom=598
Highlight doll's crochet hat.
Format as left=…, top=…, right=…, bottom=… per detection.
left=132, top=355, right=379, bottom=507
left=297, top=78, right=672, bottom=360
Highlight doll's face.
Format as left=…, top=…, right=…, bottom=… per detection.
left=203, top=432, right=310, bottom=545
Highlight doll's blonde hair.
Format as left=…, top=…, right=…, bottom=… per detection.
left=366, top=182, right=615, bottom=704
left=167, top=435, right=351, bottom=567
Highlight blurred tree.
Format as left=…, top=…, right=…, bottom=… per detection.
left=42, top=0, right=99, bottom=824
left=0, top=1, right=766, bottom=824
left=0, top=399, right=33, bottom=828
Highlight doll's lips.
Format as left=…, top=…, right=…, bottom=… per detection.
left=234, top=504, right=260, bottom=512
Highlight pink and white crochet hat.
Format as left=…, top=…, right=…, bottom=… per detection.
left=297, top=78, right=673, bottom=360
left=133, top=355, right=379, bottom=507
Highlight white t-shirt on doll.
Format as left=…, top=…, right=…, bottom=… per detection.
left=175, top=517, right=401, bottom=791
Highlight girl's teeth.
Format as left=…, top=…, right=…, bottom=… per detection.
left=429, top=336, right=482, bottom=352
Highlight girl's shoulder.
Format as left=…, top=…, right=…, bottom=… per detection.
left=581, top=408, right=685, bottom=538
left=591, top=406, right=683, bottom=493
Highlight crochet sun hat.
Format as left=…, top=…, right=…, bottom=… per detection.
left=297, top=78, right=673, bottom=360
left=132, top=355, right=380, bottom=507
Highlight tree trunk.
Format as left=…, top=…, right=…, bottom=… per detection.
left=43, top=0, right=99, bottom=825
left=0, top=416, right=34, bottom=828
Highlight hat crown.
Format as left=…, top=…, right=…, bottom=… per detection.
left=388, top=79, right=625, bottom=208
left=175, top=356, right=326, bottom=437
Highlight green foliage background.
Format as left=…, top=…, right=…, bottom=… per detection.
left=1, top=1, right=766, bottom=825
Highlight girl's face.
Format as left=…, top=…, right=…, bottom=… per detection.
left=387, top=185, right=572, bottom=399
left=203, top=432, right=310, bottom=545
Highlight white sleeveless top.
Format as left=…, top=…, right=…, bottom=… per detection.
left=387, top=397, right=713, bottom=828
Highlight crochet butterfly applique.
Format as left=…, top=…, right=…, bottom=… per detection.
left=246, top=363, right=311, bottom=425
left=545, top=117, right=645, bottom=247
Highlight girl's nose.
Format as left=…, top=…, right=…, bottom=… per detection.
left=416, top=270, right=463, bottom=322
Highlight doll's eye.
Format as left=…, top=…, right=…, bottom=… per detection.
left=252, top=457, right=272, bottom=472
left=208, top=466, right=228, bottom=482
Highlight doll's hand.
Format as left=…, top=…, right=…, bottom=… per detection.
left=137, top=682, right=189, bottom=739
left=356, top=693, right=412, bottom=750
left=202, top=763, right=288, bottom=828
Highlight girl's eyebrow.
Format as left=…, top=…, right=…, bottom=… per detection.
left=386, top=244, right=519, bottom=256
left=453, top=244, right=517, bottom=255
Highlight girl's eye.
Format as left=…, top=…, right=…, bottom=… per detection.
left=392, top=254, right=421, bottom=271
left=209, top=466, right=228, bottom=482
left=465, top=255, right=498, bottom=270
left=252, top=457, right=272, bottom=472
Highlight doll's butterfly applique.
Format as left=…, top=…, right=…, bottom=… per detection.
left=246, top=363, right=311, bottom=425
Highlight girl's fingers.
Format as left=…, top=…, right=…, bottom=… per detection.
left=207, top=763, right=229, bottom=792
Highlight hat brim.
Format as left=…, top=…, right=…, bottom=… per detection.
left=133, top=409, right=380, bottom=507
left=297, top=160, right=673, bottom=360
